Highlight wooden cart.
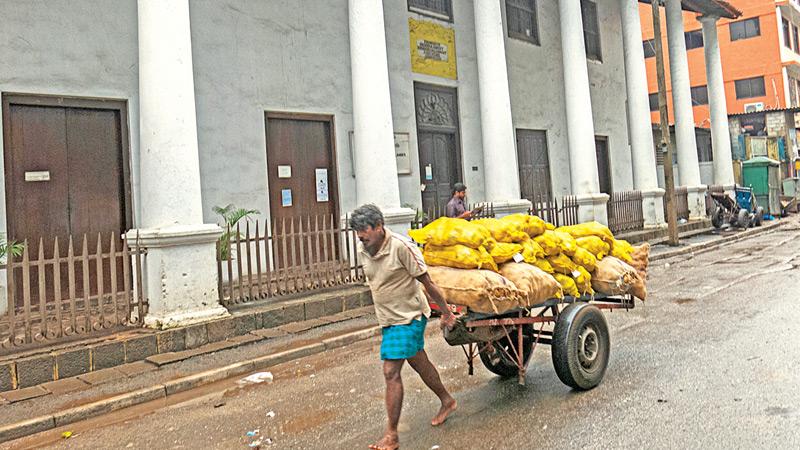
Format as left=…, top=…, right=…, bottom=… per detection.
left=442, top=295, right=635, bottom=388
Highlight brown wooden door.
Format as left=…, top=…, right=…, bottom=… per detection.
left=595, top=136, right=612, bottom=196
left=265, top=114, right=338, bottom=268
left=516, top=129, right=553, bottom=203
left=3, top=96, right=130, bottom=306
left=414, top=83, right=462, bottom=217
left=418, top=131, right=459, bottom=215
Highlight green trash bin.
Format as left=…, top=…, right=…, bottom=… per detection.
left=742, top=157, right=781, bottom=216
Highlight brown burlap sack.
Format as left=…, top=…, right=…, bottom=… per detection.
left=498, top=262, right=561, bottom=307
left=629, top=243, right=650, bottom=280
left=591, top=256, right=647, bottom=300
left=427, top=266, right=523, bottom=314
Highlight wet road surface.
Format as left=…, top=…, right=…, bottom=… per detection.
left=6, top=224, right=800, bottom=449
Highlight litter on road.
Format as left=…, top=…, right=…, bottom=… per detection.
left=238, top=372, right=274, bottom=385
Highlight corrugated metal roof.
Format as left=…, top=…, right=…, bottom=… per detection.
left=728, top=106, right=800, bottom=117
left=638, top=0, right=742, bottom=19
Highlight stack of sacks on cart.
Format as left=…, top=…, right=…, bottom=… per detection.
left=408, top=215, right=649, bottom=314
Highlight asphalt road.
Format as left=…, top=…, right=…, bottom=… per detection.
left=7, top=223, right=800, bottom=450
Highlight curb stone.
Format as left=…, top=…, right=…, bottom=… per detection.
left=0, top=324, right=382, bottom=444
left=650, top=219, right=787, bottom=262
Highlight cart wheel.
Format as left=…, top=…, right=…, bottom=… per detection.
left=755, top=207, right=764, bottom=226
left=736, top=209, right=750, bottom=229
left=551, top=303, right=610, bottom=391
left=711, top=207, right=724, bottom=229
left=479, top=329, right=533, bottom=378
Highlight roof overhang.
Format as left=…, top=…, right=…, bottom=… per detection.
left=638, top=1, right=742, bottom=20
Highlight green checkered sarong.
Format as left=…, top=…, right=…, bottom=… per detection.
left=380, top=316, right=427, bottom=360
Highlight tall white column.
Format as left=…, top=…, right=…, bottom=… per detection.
left=131, top=0, right=227, bottom=328
left=620, top=0, right=665, bottom=226
left=348, top=0, right=414, bottom=230
left=473, top=0, right=530, bottom=216
left=558, top=0, right=608, bottom=223
left=700, top=16, right=736, bottom=191
left=665, top=0, right=706, bottom=219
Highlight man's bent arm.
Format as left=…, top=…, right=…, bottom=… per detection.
left=416, top=273, right=456, bottom=327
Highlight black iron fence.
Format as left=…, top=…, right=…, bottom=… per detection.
left=607, top=191, right=645, bottom=234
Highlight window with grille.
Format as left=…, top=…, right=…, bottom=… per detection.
left=690, top=85, right=708, bottom=106
left=734, top=76, right=766, bottom=99
left=783, top=19, right=792, bottom=49
left=684, top=29, right=703, bottom=50
left=516, top=129, right=553, bottom=202
left=506, top=0, right=539, bottom=45
left=408, top=0, right=453, bottom=21
left=649, top=93, right=659, bottom=112
left=643, top=39, right=656, bottom=58
left=581, top=0, right=602, bottom=62
left=729, top=17, right=760, bottom=41
left=793, top=25, right=799, bottom=52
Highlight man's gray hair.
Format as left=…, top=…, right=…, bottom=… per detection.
left=349, top=204, right=384, bottom=230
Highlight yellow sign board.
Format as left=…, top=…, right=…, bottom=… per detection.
left=409, top=18, right=457, bottom=80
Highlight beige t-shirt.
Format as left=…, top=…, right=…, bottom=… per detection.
left=360, top=229, right=431, bottom=327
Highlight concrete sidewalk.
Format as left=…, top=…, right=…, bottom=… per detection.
left=649, top=215, right=792, bottom=261
left=0, top=308, right=382, bottom=443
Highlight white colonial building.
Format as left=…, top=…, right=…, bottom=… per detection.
left=0, top=0, right=738, bottom=326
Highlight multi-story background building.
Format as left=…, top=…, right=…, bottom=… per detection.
left=640, top=0, right=800, bottom=125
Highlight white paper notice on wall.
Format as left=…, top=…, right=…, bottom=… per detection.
left=315, top=168, right=329, bottom=202
left=281, top=189, right=293, bottom=207
left=278, top=165, right=292, bottom=178
left=25, top=171, right=50, bottom=182
left=425, top=164, right=433, bottom=180
left=394, top=133, right=411, bottom=174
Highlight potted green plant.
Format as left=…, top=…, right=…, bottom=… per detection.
left=0, top=234, right=24, bottom=265
left=213, top=204, right=260, bottom=260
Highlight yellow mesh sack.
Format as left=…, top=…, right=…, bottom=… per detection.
left=489, top=242, right=523, bottom=264
left=613, top=238, right=634, bottom=254
left=545, top=222, right=555, bottom=231
left=423, top=244, right=498, bottom=272
left=554, top=273, right=579, bottom=298
left=473, top=218, right=530, bottom=243
left=500, top=214, right=546, bottom=237
left=610, top=244, right=633, bottom=264
left=553, top=230, right=578, bottom=256
left=575, top=236, right=610, bottom=260
left=408, top=217, right=493, bottom=249
left=573, top=265, right=594, bottom=296
left=531, top=258, right=555, bottom=274
left=557, top=222, right=614, bottom=244
left=534, top=230, right=562, bottom=256
left=571, top=247, right=598, bottom=272
left=520, top=239, right=545, bottom=262
left=547, top=253, right=578, bottom=275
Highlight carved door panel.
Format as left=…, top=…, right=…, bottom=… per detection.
left=414, top=84, right=462, bottom=217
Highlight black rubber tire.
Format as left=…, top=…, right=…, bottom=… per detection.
left=711, top=207, right=724, bottom=229
left=479, top=330, right=533, bottom=378
left=551, top=303, right=610, bottom=390
left=755, top=207, right=764, bottom=226
left=737, top=209, right=750, bottom=229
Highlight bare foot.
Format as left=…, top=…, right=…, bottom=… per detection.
left=368, top=434, right=399, bottom=450
left=431, top=397, right=457, bottom=426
